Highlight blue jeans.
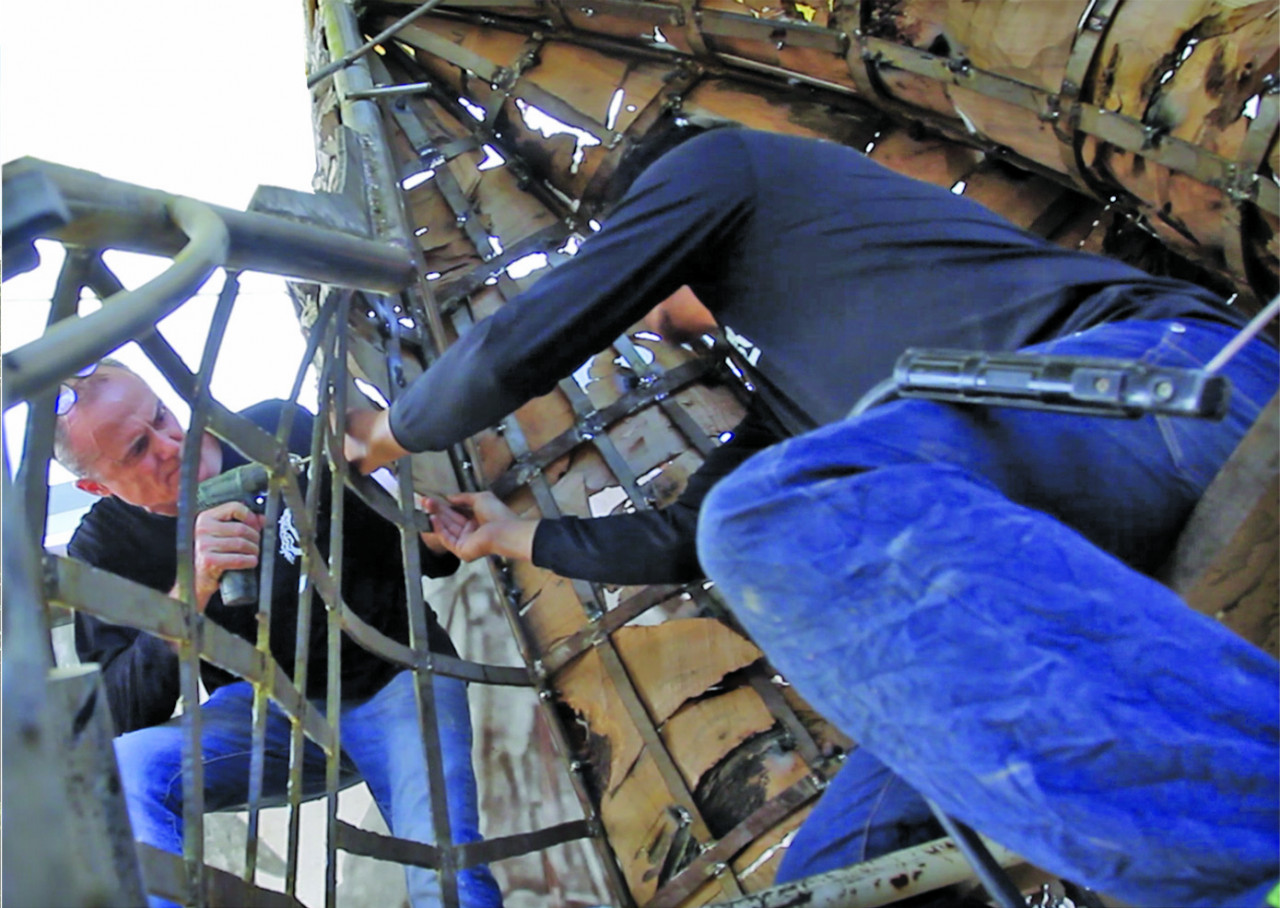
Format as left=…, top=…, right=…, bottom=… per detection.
left=115, top=671, right=503, bottom=908
left=698, top=319, right=1279, bottom=908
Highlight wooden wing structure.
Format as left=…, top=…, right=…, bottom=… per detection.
left=1, top=1, right=1274, bottom=906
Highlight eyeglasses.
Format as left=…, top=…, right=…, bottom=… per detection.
left=54, top=363, right=100, bottom=416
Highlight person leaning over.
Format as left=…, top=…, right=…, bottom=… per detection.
left=56, top=358, right=503, bottom=908
left=344, top=116, right=1279, bottom=907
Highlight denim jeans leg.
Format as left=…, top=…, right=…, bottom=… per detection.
left=697, top=324, right=1279, bottom=907
left=340, top=671, right=503, bottom=908
left=775, top=747, right=938, bottom=883
left=114, top=681, right=329, bottom=908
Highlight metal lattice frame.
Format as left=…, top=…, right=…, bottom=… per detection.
left=0, top=154, right=602, bottom=906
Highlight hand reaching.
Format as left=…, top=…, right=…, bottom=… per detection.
left=344, top=407, right=409, bottom=475
left=422, top=491, right=538, bottom=563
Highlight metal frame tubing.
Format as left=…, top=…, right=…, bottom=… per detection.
left=712, top=835, right=1024, bottom=908
left=2, top=197, right=227, bottom=408
left=1, top=157, right=416, bottom=295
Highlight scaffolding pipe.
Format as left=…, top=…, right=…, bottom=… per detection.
left=1, top=157, right=417, bottom=294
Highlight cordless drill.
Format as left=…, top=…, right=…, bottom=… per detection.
left=195, top=461, right=272, bottom=607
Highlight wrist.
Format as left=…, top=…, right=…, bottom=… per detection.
left=494, top=518, right=539, bottom=562
left=376, top=409, right=411, bottom=462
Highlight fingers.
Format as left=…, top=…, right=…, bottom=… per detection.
left=342, top=408, right=408, bottom=475
left=426, top=500, right=468, bottom=533
left=448, top=491, right=512, bottom=523
left=343, top=408, right=377, bottom=474
left=194, top=501, right=264, bottom=575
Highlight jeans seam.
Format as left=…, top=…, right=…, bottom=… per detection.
left=160, top=748, right=289, bottom=816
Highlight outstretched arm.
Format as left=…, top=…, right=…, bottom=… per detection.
left=422, top=405, right=781, bottom=585
left=383, top=130, right=754, bottom=454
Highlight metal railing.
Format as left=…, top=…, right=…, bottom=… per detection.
left=0, top=156, right=589, bottom=907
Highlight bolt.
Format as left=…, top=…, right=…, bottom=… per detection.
left=1153, top=379, right=1175, bottom=401
left=1093, top=376, right=1111, bottom=393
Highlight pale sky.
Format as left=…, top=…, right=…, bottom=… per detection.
left=2, top=1, right=323, bottom=539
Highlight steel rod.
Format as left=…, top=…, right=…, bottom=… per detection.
left=307, top=0, right=448, bottom=88
left=325, top=298, right=350, bottom=908
left=927, top=802, right=1028, bottom=908
left=1204, top=293, right=1280, bottom=374
left=345, top=81, right=435, bottom=100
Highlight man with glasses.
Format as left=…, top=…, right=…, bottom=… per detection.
left=54, top=359, right=503, bottom=908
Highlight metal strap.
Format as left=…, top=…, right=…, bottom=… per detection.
left=446, top=292, right=608, bottom=619
left=595, top=639, right=746, bottom=897
left=395, top=19, right=503, bottom=81
left=1223, top=87, right=1279, bottom=279
left=438, top=222, right=574, bottom=314
left=747, top=672, right=827, bottom=772
left=613, top=334, right=717, bottom=457
left=137, top=843, right=305, bottom=908
left=853, top=33, right=1278, bottom=217
left=45, top=555, right=339, bottom=755
left=1055, top=0, right=1125, bottom=195
left=335, top=819, right=442, bottom=868
left=648, top=773, right=824, bottom=908
left=698, top=10, right=847, bottom=55
left=336, top=816, right=596, bottom=870
left=457, top=818, right=597, bottom=867
left=579, top=63, right=704, bottom=210
left=17, top=250, right=91, bottom=545
left=556, top=375, right=649, bottom=505
left=677, top=0, right=710, bottom=56
left=834, top=0, right=877, bottom=99
left=572, top=0, right=684, bottom=26
left=541, top=584, right=683, bottom=673
left=488, top=359, right=714, bottom=497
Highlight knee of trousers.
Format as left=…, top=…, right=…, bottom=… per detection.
left=696, top=444, right=786, bottom=589
left=114, top=726, right=184, bottom=812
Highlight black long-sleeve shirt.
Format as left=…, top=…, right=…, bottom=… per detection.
left=529, top=403, right=780, bottom=584
left=70, top=400, right=459, bottom=735
left=389, top=128, right=1245, bottom=450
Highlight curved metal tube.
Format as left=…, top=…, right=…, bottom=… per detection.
left=1, top=197, right=228, bottom=408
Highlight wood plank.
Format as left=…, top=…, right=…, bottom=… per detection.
left=1164, top=393, right=1280, bottom=655
left=612, top=620, right=763, bottom=724
left=662, top=687, right=777, bottom=793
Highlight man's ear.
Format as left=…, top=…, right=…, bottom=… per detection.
left=75, top=478, right=113, bottom=498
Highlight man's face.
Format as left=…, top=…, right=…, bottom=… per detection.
left=63, top=368, right=220, bottom=516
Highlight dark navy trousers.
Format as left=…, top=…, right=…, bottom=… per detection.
left=698, top=319, right=1279, bottom=907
